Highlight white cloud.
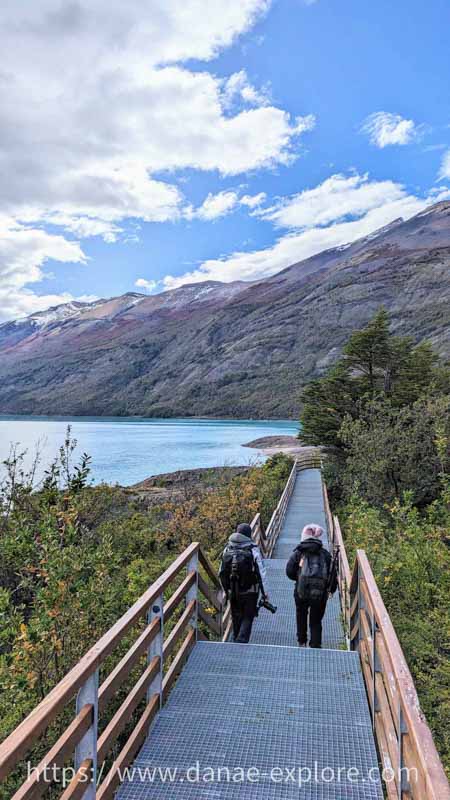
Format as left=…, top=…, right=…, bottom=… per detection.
left=222, top=70, right=271, bottom=108
left=260, top=173, right=407, bottom=228
left=162, top=174, right=448, bottom=288
left=0, top=3, right=309, bottom=225
left=439, top=150, right=450, bottom=179
left=187, top=189, right=267, bottom=220
left=0, top=217, right=88, bottom=321
left=361, top=112, right=419, bottom=147
left=135, top=278, right=158, bottom=292
left=191, top=191, right=240, bottom=221
left=241, top=192, right=267, bottom=208
left=0, top=0, right=316, bottom=320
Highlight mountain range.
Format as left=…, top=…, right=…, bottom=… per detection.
left=1, top=201, right=449, bottom=418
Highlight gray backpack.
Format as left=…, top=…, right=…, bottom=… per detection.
left=295, top=549, right=329, bottom=602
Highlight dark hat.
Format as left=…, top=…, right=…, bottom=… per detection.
left=236, top=523, right=252, bottom=538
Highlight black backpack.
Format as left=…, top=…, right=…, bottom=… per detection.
left=295, top=549, right=329, bottom=602
left=221, top=542, right=257, bottom=600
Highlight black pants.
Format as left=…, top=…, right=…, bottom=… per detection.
left=295, top=595, right=327, bottom=648
left=231, top=592, right=258, bottom=643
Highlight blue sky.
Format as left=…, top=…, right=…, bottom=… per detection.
left=1, top=0, right=449, bottom=320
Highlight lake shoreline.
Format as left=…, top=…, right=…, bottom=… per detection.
left=1, top=417, right=299, bottom=486
left=0, top=413, right=297, bottom=423
left=243, top=434, right=314, bottom=459
left=126, top=435, right=309, bottom=502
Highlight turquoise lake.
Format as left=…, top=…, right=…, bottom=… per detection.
left=0, top=416, right=299, bottom=486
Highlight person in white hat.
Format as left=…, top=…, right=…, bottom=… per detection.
left=286, top=524, right=337, bottom=648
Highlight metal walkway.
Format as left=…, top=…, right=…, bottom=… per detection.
left=251, top=468, right=345, bottom=649
left=117, top=468, right=383, bottom=800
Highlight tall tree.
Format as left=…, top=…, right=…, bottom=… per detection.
left=300, top=308, right=447, bottom=448
left=342, top=307, right=391, bottom=396
left=300, top=362, right=359, bottom=448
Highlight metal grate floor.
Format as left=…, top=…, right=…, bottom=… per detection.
left=117, top=643, right=383, bottom=800
left=116, top=470, right=382, bottom=800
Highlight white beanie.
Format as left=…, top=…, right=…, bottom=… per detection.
left=301, top=524, right=325, bottom=543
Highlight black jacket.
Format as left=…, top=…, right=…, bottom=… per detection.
left=286, top=539, right=338, bottom=595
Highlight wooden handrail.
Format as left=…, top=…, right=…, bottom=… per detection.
left=0, top=542, right=200, bottom=780
left=327, top=512, right=352, bottom=640
left=198, top=548, right=221, bottom=589
left=333, top=516, right=351, bottom=589
left=11, top=706, right=94, bottom=800
left=198, top=604, right=221, bottom=637
left=325, top=483, right=449, bottom=798
left=264, top=458, right=298, bottom=557
left=97, top=656, right=160, bottom=765
left=198, top=573, right=221, bottom=612
left=59, top=759, right=93, bottom=800
left=163, top=571, right=195, bottom=621
left=349, top=549, right=450, bottom=800
left=163, top=600, right=196, bottom=660
left=98, top=617, right=160, bottom=713
left=1, top=541, right=224, bottom=798
left=162, top=629, right=196, bottom=700
left=96, top=695, right=160, bottom=800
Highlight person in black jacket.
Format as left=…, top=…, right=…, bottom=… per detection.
left=286, top=523, right=337, bottom=648
left=219, top=523, right=269, bottom=644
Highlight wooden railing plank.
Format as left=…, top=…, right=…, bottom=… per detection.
left=264, top=459, right=297, bottom=557
left=352, top=550, right=450, bottom=800
left=359, top=638, right=375, bottom=717
left=96, top=695, right=160, bottom=800
left=375, top=635, right=400, bottom=737
left=198, top=574, right=221, bottom=612
left=162, top=629, right=196, bottom=700
left=198, top=549, right=221, bottom=590
left=12, top=706, right=93, bottom=800
left=59, top=759, right=93, bottom=800
left=333, top=515, right=351, bottom=589
left=404, top=733, right=429, bottom=799
left=350, top=592, right=359, bottom=619
left=98, top=618, right=160, bottom=713
left=163, top=572, right=196, bottom=622
left=374, top=714, right=398, bottom=800
left=97, top=656, right=160, bottom=765
left=222, top=618, right=233, bottom=642
left=375, top=671, right=400, bottom=777
left=163, top=600, right=196, bottom=660
left=198, top=604, right=221, bottom=637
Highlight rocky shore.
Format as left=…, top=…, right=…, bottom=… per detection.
left=243, top=434, right=312, bottom=458
left=126, top=437, right=307, bottom=506
left=128, top=465, right=250, bottom=506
